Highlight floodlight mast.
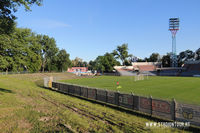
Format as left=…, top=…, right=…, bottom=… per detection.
left=169, top=18, right=179, bottom=67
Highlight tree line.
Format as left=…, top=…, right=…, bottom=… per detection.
left=0, top=27, right=71, bottom=72
left=1, top=29, right=200, bottom=73
left=0, top=0, right=72, bottom=73
left=139, top=49, right=200, bottom=67
left=86, top=44, right=200, bottom=72
left=1, top=1, right=200, bottom=73
left=88, top=44, right=133, bottom=73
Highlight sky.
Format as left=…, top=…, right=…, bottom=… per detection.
left=15, top=0, right=200, bottom=62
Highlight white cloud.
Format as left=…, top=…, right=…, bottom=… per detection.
left=30, top=19, right=71, bottom=29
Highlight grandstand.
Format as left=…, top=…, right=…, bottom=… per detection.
left=180, top=61, right=200, bottom=76
left=132, top=62, right=161, bottom=76
left=114, top=61, right=200, bottom=77
left=157, top=67, right=182, bottom=76
left=114, top=66, right=136, bottom=76
left=158, top=61, right=200, bottom=77
left=114, top=62, right=160, bottom=76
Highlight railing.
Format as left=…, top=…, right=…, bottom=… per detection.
left=0, top=71, right=31, bottom=75
left=0, top=71, right=66, bottom=75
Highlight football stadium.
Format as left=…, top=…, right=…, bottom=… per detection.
left=1, top=1, right=200, bottom=133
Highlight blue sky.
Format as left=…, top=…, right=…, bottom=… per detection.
left=15, top=0, right=200, bottom=61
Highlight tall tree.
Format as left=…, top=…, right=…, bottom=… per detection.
left=0, top=34, right=12, bottom=72
left=195, top=48, right=200, bottom=61
left=0, top=27, right=42, bottom=72
left=91, top=53, right=120, bottom=73
left=178, top=50, right=195, bottom=66
left=88, top=60, right=96, bottom=71
left=0, top=0, right=42, bottom=34
left=102, top=53, right=120, bottom=72
left=0, top=26, right=72, bottom=73
left=149, top=53, right=160, bottom=62
left=94, top=56, right=105, bottom=73
left=113, top=43, right=130, bottom=65
left=161, top=53, right=171, bottom=67
left=57, top=49, right=71, bottom=72
left=38, top=35, right=59, bottom=72
left=71, top=57, right=86, bottom=67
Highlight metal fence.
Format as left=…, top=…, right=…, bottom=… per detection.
left=0, top=71, right=31, bottom=75
left=0, top=71, right=67, bottom=75
left=48, top=80, right=200, bottom=127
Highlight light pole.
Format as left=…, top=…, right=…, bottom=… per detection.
left=169, top=18, right=180, bottom=67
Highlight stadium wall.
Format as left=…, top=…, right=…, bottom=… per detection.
left=45, top=79, right=200, bottom=127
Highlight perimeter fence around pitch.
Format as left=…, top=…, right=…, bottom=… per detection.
left=44, top=77, right=200, bottom=128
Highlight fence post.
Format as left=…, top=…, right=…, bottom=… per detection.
left=79, top=86, right=82, bottom=96
left=71, top=84, right=74, bottom=94
left=116, top=91, right=120, bottom=106
left=67, top=84, right=69, bottom=94
left=62, top=83, right=65, bottom=93
left=105, top=89, right=108, bottom=103
left=131, top=92, right=134, bottom=110
left=95, top=88, right=97, bottom=100
left=138, top=95, right=140, bottom=111
left=67, top=84, right=70, bottom=94
left=150, top=95, right=153, bottom=116
left=69, top=84, right=72, bottom=94
left=172, top=98, right=176, bottom=121
left=48, top=76, right=53, bottom=88
left=86, top=87, right=88, bottom=98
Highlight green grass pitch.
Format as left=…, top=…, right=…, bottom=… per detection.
left=62, top=76, right=200, bottom=105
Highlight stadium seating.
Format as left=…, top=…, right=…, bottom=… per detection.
left=159, top=69, right=181, bottom=76
left=180, top=62, right=200, bottom=76
left=114, top=61, right=200, bottom=77
left=137, top=65, right=157, bottom=71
